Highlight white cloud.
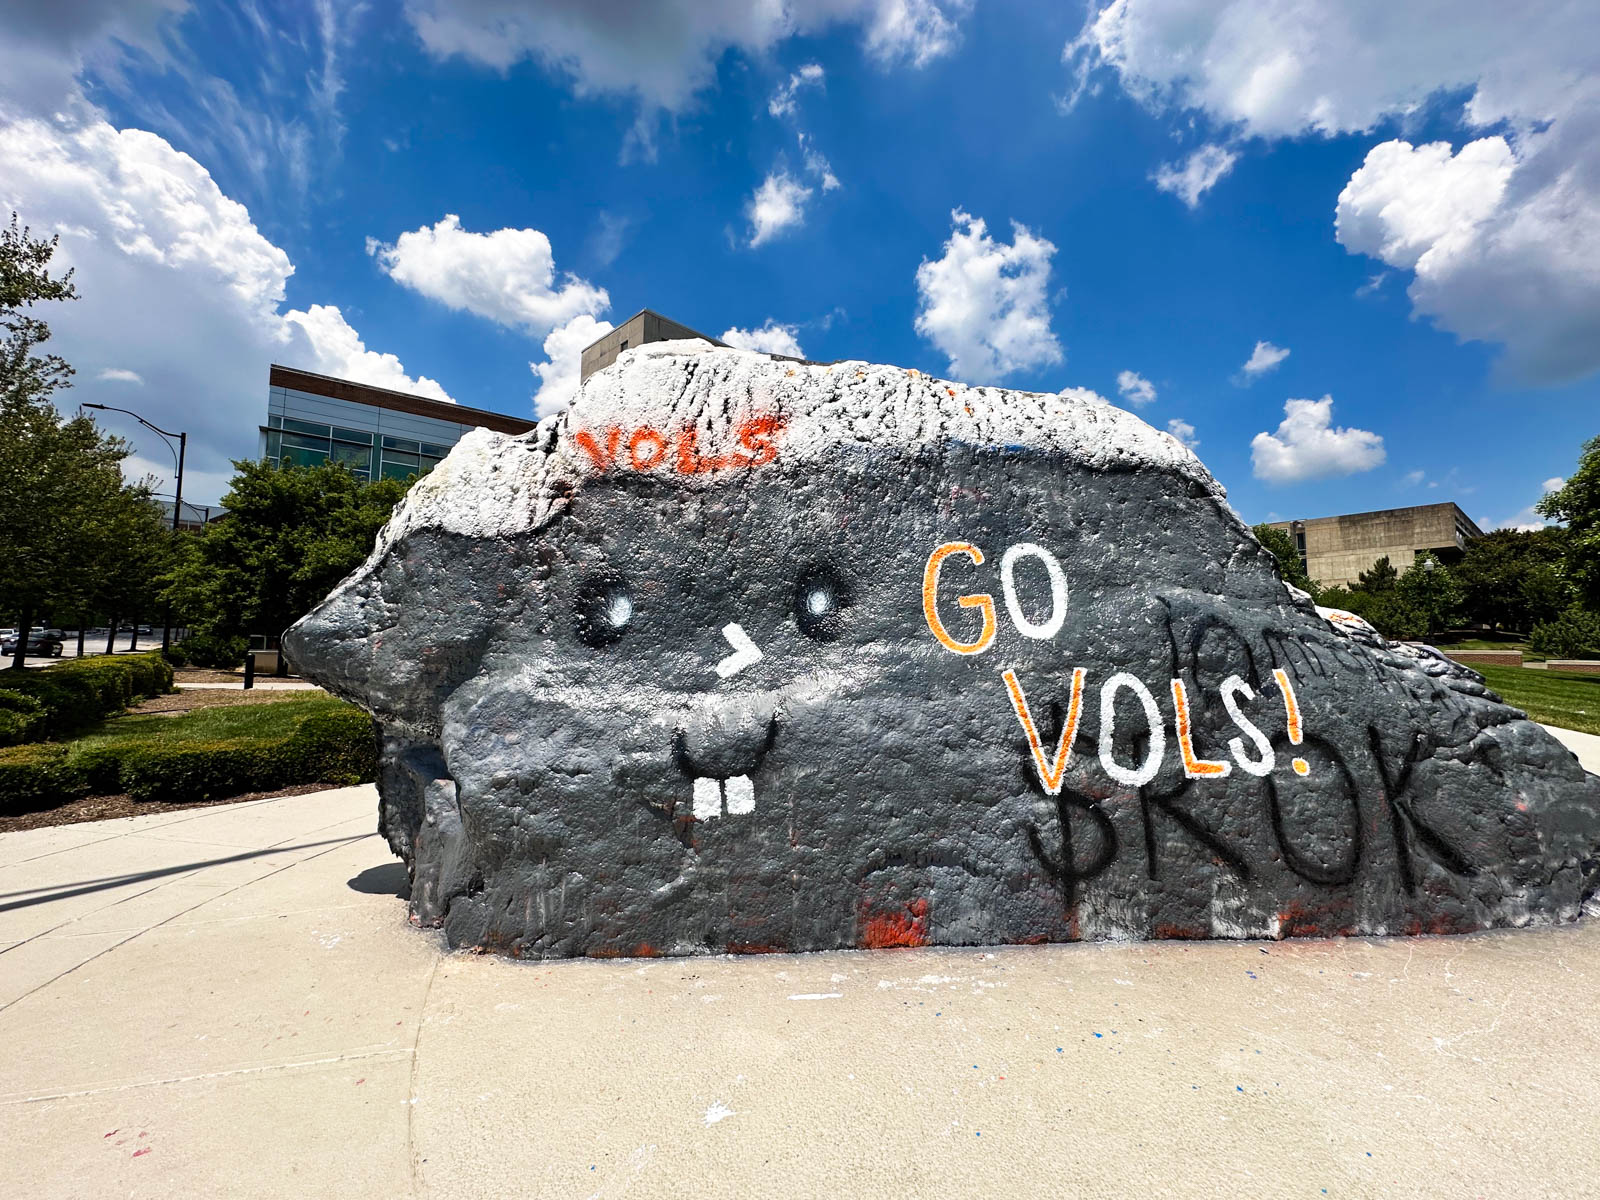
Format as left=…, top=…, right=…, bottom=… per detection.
left=370, top=214, right=608, bottom=336
left=284, top=305, right=453, bottom=402
left=1401, top=468, right=1425, bottom=487
left=769, top=62, right=825, bottom=118
left=404, top=1, right=967, bottom=132
left=1151, top=143, right=1236, bottom=207
left=721, top=321, right=805, bottom=358
left=797, top=132, right=841, bottom=191
left=1251, top=396, right=1384, bottom=484
left=1066, top=0, right=1600, bottom=384
left=1240, top=340, right=1289, bottom=379
left=0, top=0, right=186, bottom=117
left=1116, top=369, right=1156, bottom=406
left=1061, top=385, right=1110, bottom=406
left=531, top=313, right=613, bottom=418
left=96, top=368, right=144, bottom=384
left=0, top=104, right=451, bottom=504
left=914, top=209, right=1063, bottom=382
left=1543, top=476, right=1566, bottom=493
left=1165, top=417, right=1198, bottom=450
left=747, top=170, right=813, bottom=247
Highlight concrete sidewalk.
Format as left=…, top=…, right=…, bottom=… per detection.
left=3, top=762, right=1599, bottom=1197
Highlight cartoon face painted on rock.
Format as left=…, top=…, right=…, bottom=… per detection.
left=286, top=344, right=1600, bottom=958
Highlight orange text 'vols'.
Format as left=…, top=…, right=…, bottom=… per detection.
left=575, top=416, right=787, bottom=475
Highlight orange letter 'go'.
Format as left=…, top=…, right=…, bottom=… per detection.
left=923, top=542, right=997, bottom=654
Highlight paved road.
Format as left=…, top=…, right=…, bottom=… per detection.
left=0, top=634, right=168, bottom=670
left=3, top=735, right=1599, bottom=1198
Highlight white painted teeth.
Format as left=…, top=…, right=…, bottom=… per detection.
left=692, top=775, right=755, bottom=820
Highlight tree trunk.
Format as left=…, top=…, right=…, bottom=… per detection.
left=12, top=603, right=33, bottom=671
left=105, top=615, right=118, bottom=656
left=129, top=620, right=139, bottom=651
left=76, top=618, right=86, bottom=660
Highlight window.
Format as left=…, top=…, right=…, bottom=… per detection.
left=331, top=443, right=373, bottom=472
left=332, top=426, right=374, bottom=445
left=382, top=436, right=420, bottom=453
left=281, top=445, right=329, bottom=468
left=283, top=417, right=332, bottom=438
left=419, top=442, right=451, bottom=459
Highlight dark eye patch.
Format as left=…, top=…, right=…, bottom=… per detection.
left=574, top=574, right=633, bottom=647
left=795, top=565, right=850, bottom=641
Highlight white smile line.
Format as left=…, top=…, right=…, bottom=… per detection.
left=715, top=622, right=762, bottom=678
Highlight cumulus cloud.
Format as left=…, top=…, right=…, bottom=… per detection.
left=1151, top=143, right=1237, bottom=208
left=0, top=106, right=451, bottom=503
left=914, top=209, right=1063, bottom=382
left=369, top=214, right=609, bottom=336
left=721, top=321, right=806, bottom=358
left=97, top=368, right=145, bottom=384
left=1250, top=396, right=1385, bottom=484
left=1544, top=476, right=1566, bottom=493
left=284, top=305, right=452, bottom=402
left=769, top=62, right=825, bottom=118
left=1116, top=369, right=1156, bottom=406
left=531, top=314, right=613, bottom=418
left=1065, top=0, right=1600, bottom=384
left=1165, top=418, right=1198, bottom=450
left=747, top=170, right=813, bottom=246
left=404, top=0, right=968, bottom=147
left=1240, top=340, right=1289, bottom=380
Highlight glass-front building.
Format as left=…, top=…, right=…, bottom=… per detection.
left=262, top=365, right=535, bottom=481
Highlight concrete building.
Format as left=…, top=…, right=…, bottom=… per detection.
left=1266, top=502, right=1483, bottom=589
left=262, top=365, right=534, bottom=481
left=579, top=310, right=728, bottom=385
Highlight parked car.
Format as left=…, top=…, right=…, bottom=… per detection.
left=2, top=630, right=63, bottom=657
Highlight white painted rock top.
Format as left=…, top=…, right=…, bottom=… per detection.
left=370, top=340, right=1222, bottom=558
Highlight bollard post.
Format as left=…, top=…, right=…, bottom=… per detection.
left=244, top=651, right=255, bottom=690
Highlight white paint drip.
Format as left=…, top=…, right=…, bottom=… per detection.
left=714, top=622, right=762, bottom=679
left=703, top=1101, right=736, bottom=1125
left=692, top=775, right=756, bottom=820
left=788, top=992, right=843, bottom=1001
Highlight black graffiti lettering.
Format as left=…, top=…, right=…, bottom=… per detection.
left=1027, top=788, right=1118, bottom=904
left=1140, top=779, right=1252, bottom=882
left=1264, top=734, right=1361, bottom=886
left=1368, top=726, right=1476, bottom=892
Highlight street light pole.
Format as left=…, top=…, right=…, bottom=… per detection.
left=81, top=404, right=188, bottom=657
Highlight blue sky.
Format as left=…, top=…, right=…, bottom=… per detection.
left=1, top=2, right=1594, bottom=527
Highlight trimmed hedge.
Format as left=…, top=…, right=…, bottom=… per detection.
left=0, top=696, right=378, bottom=814
left=0, top=652, right=173, bottom=744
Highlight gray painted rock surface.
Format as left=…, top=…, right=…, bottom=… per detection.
left=285, top=341, right=1600, bottom=957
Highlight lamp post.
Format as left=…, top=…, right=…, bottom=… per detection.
left=81, top=404, right=187, bottom=656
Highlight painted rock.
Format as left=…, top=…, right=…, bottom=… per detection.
left=285, top=341, right=1600, bottom=956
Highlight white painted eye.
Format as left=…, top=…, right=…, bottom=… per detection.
left=805, top=585, right=833, bottom=616
left=605, top=593, right=633, bottom=627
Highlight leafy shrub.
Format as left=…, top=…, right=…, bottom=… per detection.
left=163, top=642, right=191, bottom=668
left=1529, top=605, right=1600, bottom=660
left=0, top=691, right=46, bottom=747
left=0, top=695, right=378, bottom=811
left=180, top=632, right=249, bottom=669
left=0, top=652, right=172, bottom=739
left=0, top=743, right=87, bottom=812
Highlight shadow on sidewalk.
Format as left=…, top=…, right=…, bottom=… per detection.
left=0, top=835, right=371, bottom=914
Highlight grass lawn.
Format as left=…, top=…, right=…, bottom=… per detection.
left=1433, top=636, right=1542, bottom=660
left=69, top=692, right=343, bottom=756
left=1476, top=665, right=1600, bottom=735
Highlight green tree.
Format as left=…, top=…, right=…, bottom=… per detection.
left=1529, top=604, right=1600, bottom=660
left=164, top=459, right=409, bottom=646
left=0, top=214, right=167, bottom=667
left=1539, top=437, right=1600, bottom=610
left=1356, top=556, right=1398, bottom=594
left=1453, top=528, right=1572, bottom=632
left=1391, top=551, right=1462, bottom=639
left=1251, top=523, right=1318, bottom=597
